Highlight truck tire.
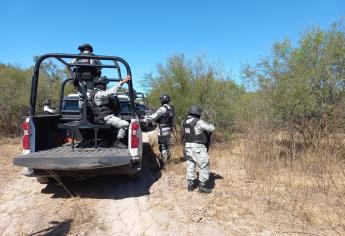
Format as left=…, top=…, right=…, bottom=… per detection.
left=128, top=171, right=141, bottom=180
left=36, top=177, right=52, bottom=184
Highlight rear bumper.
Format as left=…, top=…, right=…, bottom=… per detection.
left=21, top=163, right=141, bottom=178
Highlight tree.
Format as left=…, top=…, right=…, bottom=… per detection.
left=242, top=20, right=345, bottom=144
left=142, top=54, right=245, bottom=133
left=0, top=60, right=73, bottom=135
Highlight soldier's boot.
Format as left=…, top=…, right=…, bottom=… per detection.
left=113, top=138, right=127, bottom=149
left=187, top=180, right=195, bottom=192
left=198, top=182, right=212, bottom=194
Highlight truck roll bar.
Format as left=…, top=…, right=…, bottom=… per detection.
left=30, top=53, right=135, bottom=117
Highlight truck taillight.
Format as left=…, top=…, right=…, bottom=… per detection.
left=22, top=135, right=30, bottom=150
left=131, top=122, right=139, bottom=149
left=22, top=121, right=29, bottom=131
left=22, top=120, right=30, bottom=151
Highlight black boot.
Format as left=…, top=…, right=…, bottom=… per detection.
left=187, top=180, right=195, bottom=192
left=113, top=138, right=127, bottom=149
left=198, top=182, right=211, bottom=194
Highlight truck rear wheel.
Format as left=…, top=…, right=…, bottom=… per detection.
left=36, top=177, right=52, bottom=184
left=128, top=171, right=142, bottom=180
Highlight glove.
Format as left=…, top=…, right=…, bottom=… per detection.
left=142, top=117, right=150, bottom=125
left=145, top=117, right=155, bottom=125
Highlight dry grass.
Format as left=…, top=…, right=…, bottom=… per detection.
left=0, top=137, right=21, bottom=187
left=153, top=130, right=345, bottom=234
left=62, top=197, right=102, bottom=235
left=241, top=128, right=345, bottom=233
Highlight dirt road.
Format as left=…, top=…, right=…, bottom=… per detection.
left=0, top=134, right=340, bottom=235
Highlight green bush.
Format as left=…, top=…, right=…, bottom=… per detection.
left=0, top=61, right=72, bottom=135
left=142, top=55, right=245, bottom=132
left=241, top=20, right=345, bottom=144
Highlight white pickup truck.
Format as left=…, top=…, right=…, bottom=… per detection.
left=13, top=53, right=143, bottom=183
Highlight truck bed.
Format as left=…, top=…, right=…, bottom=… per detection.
left=14, top=145, right=132, bottom=170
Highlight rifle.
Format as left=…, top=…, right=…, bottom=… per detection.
left=205, top=132, right=212, bottom=151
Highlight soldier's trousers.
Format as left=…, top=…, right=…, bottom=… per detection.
left=158, top=133, right=171, bottom=163
left=104, top=115, right=129, bottom=139
left=185, top=146, right=210, bottom=183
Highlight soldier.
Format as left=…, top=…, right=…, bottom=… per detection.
left=43, top=99, right=55, bottom=115
left=71, top=43, right=102, bottom=108
left=90, top=75, right=131, bottom=149
left=182, top=105, right=215, bottom=194
left=146, top=94, right=175, bottom=166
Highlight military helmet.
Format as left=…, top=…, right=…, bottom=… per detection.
left=93, top=77, right=109, bottom=85
left=78, top=43, right=93, bottom=52
left=189, top=105, right=202, bottom=116
left=43, top=99, right=51, bottom=106
left=160, top=94, right=171, bottom=103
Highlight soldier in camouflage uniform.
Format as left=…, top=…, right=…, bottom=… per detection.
left=182, top=105, right=215, bottom=194
left=43, top=99, right=55, bottom=115
left=90, top=76, right=131, bottom=149
left=146, top=94, right=175, bottom=165
left=71, top=43, right=102, bottom=108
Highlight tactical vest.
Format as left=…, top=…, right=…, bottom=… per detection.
left=74, top=52, right=100, bottom=77
left=157, top=104, right=174, bottom=128
left=90, top=90, right=119, bottom=120
left=182, top=118, right=208, bottom=144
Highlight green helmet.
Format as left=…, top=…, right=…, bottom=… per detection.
left=160, top=94, right=171, bottom=104
left=43, top=99, right=51, bottom=106
left=78, top=43, right=93, bottom=52
left=189, top=105, right=202, bottom=116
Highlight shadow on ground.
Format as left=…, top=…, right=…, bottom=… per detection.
left=209, top=172, right=223, bottom=189
left=41, top=143, right=161, bottom=200
left=28, top=219, right=72, bottom=236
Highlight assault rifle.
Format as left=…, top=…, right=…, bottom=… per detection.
left=206, top=132, right=212, bottom=151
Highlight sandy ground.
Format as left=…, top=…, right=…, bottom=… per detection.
left=0, top=133, right=341, bottom=235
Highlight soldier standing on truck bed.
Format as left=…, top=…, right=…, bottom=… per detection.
left=71, top=43, right=102, bottom=108
left=90, top=75, right=131, bottom=149
left=146, top=94, right=175, bottom=167
left=181, top=105, right=215, bottom=194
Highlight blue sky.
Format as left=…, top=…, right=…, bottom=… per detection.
left=1, top=0, right=344, bottom=90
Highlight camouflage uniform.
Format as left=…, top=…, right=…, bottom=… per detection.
left=93, top=83, right=129, bottom=139
left=43, top=99, right=55, bottom=115
left=146, top=104, right=174, bottom=163
left=43, top=105, right=55, bottom=115
left=183, top=116, right=215, bottom=183
left=71, top=50, right=102, bottom=107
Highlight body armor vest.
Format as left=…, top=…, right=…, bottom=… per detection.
left=74, top=52, right=100, bottom=77
left=90, top=90, right=119, bottom=120
left=157, top=104, right=174, bottom=128
left=182, top=118, right=208, bottom=144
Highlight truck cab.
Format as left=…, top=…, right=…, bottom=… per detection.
left=14, top=53, right=143, bottom=182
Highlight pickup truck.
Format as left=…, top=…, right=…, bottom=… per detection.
left=13, top=53, right=143, bottom=183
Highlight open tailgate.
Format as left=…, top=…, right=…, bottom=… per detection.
left=13, top=146, right=132, bottom=170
